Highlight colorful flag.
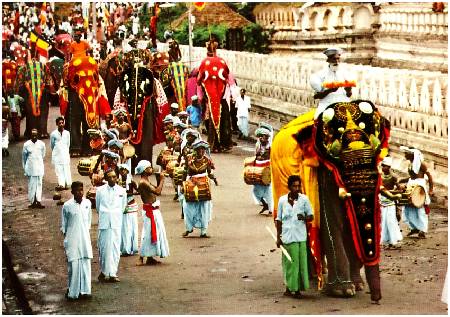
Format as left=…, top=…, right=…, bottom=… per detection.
left=193, top=2, right=206, bottom=11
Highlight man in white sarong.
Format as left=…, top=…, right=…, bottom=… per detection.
left=61, top=181, right=93, bottom=300
left=135, top=160, right=170, bottom=266
left=22, top=128, right=46, bottom=208
left=310, top=47, right=353, bottom=119
left=50, top=117, right=72, bottom=191
left=236, top=88, right=251, bottom=139
left=118, top=164, right=139, bottom=256
left=399, top=146, right=434, bottom=239
left=379, top=156, right=403, bottom=248
left=96, top=169, right=127, bottom=282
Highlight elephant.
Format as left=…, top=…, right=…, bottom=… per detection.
left=167, top=61, right=189, bottom=111
left=2, top=59, right=18, bottom=95
left=99, top=49, right=123, bottom=108
left=15, top=58, right=52, bottom=139
left=62, top=55, right=110, bottom=156
left=119, top=48, right=168, bottom=166
left=197, top=56, right=234, bottom=152
left=271, top=100, right=390, bottom=303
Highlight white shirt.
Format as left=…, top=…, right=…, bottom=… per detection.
left=22, top=139, right=46, bottom=176
left=276, top=194, right=313, bottom=244
left=96, top=184, right=127, bottom=229
left=50, top=129, right=70, bottom=165
left=61, top=198, right=93, bottom=262
left=310, top=65, right=352, bottom=119
left=236, top=95, right=251, bottom=118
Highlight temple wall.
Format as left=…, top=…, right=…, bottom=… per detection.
left=157, top=43, right=448, bottom=189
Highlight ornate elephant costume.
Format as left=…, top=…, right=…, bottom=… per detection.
left=197, top=56, right=233, bottom=152
left=119, top=48, right=168, bottom=165
left=271, top=100, right=390, bottom=302
left=62, top=55, right=110, bottom=155
left=2, top=59, right=17, bottom=95
left=15, top=58, right=52, bottom=139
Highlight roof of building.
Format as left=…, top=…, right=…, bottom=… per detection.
left=171, top=3, right=252, bottom=29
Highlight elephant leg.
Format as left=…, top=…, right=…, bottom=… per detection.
left=38, top=91, right=50, bottom=138
left=342, top=220, right=364, bottom=290
left=318, top=165, right=355, bottom=297
left=364, top=264, right=381, bottom=302
left=67, top=89, right=83, bottom=155
left=139, top=104, right=154, bottom=163
left=219, top=100, right=233, bottom=150
left=207, top=119, right=219, bottom=152
left=24, top=102, right=39, bottom=140
left=80, top=116, right=91, bottom=156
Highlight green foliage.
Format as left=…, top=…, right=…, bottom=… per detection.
left=172, top=21, right=228, bottom=48
left=242, top=23, right=271, bottom=54
left=156, top=3, right=188, bottom=42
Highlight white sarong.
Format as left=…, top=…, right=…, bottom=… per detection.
left=121, top=204, right=139, bottom=255
left=67, top=258, right=91, bottom=299
left=140, top=201, right=170, bottom=258
left=98, top=228, right=121, bottom=277
left=28, top=176, right=43, bottom=203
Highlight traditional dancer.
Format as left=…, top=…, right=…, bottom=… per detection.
left=135, top=160, right=170, bottom=265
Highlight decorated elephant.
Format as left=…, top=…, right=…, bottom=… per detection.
left=2, top=59, right=18, bottom=95
left=99, top=48, right=123, bottom=108
left=197, top=56, right=234, bottom=152
left=15, top=57, right=52, bottom=139
left=119, top=48, right=168, bottom=165
left=62, top=55, right=110, bottom=156
left=271, top=100, right=390, bottom=303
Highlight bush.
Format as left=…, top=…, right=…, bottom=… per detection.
left=242, top=23, right=271, bottom=54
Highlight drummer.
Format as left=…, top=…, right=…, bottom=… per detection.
left=252, top=126, right=274, bottom=215
left=182, top=140, right=217, bottom=238
left=177, top=111, right=189, bottom=125
left=172, top=121, right=187, bottom=153
left=398, top=146, right=434, bottom=239
left=111, top=108, right=134, bottom=142
left=379, top=156, right=403, bottom=248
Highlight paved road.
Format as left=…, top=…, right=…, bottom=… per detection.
left=2, top=107, right=448, bottom=314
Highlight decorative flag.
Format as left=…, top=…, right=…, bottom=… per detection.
left=193, top=2, right=206, bottom=11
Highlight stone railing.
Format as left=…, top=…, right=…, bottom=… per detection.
left=158, top=43, right=448, bottom=187
left=378, top=3, right=448, bottom=36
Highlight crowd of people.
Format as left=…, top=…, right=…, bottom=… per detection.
left=3, top=2, right=438, bottom=304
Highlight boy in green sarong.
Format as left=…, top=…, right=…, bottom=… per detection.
left=276, top=175, right=313, bottom=298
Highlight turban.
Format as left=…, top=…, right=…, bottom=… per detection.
left=192, top=140, right=209, bottom=150
left=174, top=121, right=188, bottom=129
left=135, top=160, right=152, bottom=175
left=108, top=139, right=123, bottom=149
left=163, top=115, right=173, bottom=123
left=191, top=95, right=198, bottom=101
left=177, top=111, right=188, bottom=117
left=101, top=149, right=120, bottom=160
left=381, top=156, right=392, bottom=167
left=255, top=127, right=271, bottom=137
left=170, top=102, right=179, bottom=109
left=118, top=163, right=130, bottom=172
left=323, top=47, right=344, bottom=57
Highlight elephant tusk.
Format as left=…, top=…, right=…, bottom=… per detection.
left=218, top=68, right=226, bottom=81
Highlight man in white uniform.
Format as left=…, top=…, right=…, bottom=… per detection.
left=236, top=88, right=251, bottom=139
left=96, top=169, right=127, bottom=282
left=61, top=181, right=93, bottom=300
left=22, top=129, right=46, bottom=209
left=310, top=48, right=353, bottom=119
left=50, top=117, right=72, bottom=191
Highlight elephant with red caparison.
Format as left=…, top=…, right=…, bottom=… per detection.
left=271, top=100, right=390, bottom=303
left=197, top=56, right=233, bottom=152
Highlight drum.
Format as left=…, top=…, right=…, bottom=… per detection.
left=243, top=166, right=271, bottom=186
left=166, top=159, right=179, bottom=177
left=183, top=176, right=211, bottom=202
left=123, top=143, right=135, bottom=159
left=398, top=185, right=426, bottom=208
left=156, top=149, right=171, bottom=166
left=163, top=154, right=178, bottom=166
left=173, top=166, right=186, bottom=185
left=244, top=156, right=256, bottom=167
left=86, top=186, right=97, bottom=206
left=77, top=155, right=99, bottom=176
left=91, top=172, right=104, bottom=186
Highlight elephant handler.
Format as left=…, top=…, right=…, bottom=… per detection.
left=310, top=47, right=353, bottom=119
left=276, top=175, right=314, bottom=298
left=134, top=160, right=170, bottom=266
left=398, top=146, right=434, bottom=239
